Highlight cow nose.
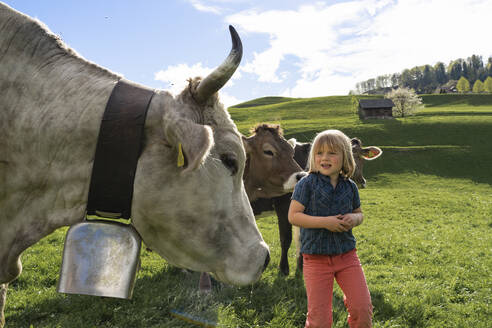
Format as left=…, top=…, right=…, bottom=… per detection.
left=296, top=172, right=307, bottom=181
left=263, top=252, right=270, bottom=272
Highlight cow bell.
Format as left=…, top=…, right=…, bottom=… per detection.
left=57, top=220, right=141, bottom=299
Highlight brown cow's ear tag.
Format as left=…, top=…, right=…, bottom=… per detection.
left=177, top=143, right=185, bottom=167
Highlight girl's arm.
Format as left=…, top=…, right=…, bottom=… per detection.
left=288, top=199, right=351, bottom=233
left=340, top=207, right=363, bottom=228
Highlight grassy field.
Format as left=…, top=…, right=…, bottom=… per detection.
left=5, top=94, right=492, bottom=327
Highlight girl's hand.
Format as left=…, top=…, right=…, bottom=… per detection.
left=324, top=215, right=350, bottom=232
left=339, top=213, right=362, bottom=229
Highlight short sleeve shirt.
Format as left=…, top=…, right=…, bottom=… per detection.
left=291, top=172, right=361, bottom=255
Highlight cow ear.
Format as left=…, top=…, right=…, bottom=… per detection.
left=242, top=135, right=252, bottom=154
left=361, top=146, right=382, bottom=160
left=163, top=117, right=214, bottom=174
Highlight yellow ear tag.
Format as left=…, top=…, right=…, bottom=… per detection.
left=177, top=143, right=185, bottom=167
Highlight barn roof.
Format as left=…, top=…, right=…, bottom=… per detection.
left=359, top=99, right=395, bottom=109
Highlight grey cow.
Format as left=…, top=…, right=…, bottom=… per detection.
left=0, top=3, right=270, bottom=326
left=199, top=123, right=307, bottom=292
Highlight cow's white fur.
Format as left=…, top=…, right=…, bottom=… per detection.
left=0, top=3, right=269, bottom=324
left=282, top=172, right=303, bottom=192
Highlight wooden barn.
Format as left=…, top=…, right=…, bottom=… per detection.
left=358, top=99, right=394, bottom=119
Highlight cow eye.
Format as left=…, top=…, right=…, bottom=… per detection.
left=263, top=150, right=274, bottom=157
left=220, top=153, right=238, bottom=176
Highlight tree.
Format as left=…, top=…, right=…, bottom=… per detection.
left=478, top=67, right=488, bottom=82
left=410, top=66, right=423, bottom=92
left=421, top=65, right=435, bottom=93
left=486, top=57, right=492, bottom=76
left=456, top=76, right=470, bottom=93
left=376, top=74, right=391, bottom=89
left=391, top=73, right=401, bottom=88
left=434, top=62, right=448, bottom=84
left=385, top=87, right=423, bottom=118
left=448, top=59, right=463, bottom=80
left=462, top=61, right=470, bottom=80
left=469, top=55, right=483, bottom=71
left=355, top=82, right=362, bottom=94
left=353, top=54, right=492, bottom=96
left=484, top=76, right=492, bottom=93
left=468, top=54, right=483, bottom=84
left=400, top=69, right=414, bottom=89
left=472, top=80, right=484, bottom=93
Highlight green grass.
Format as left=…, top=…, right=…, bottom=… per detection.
left=230, top=96, right=299, bottom=108
left=5, top=94, right=492, bottom=327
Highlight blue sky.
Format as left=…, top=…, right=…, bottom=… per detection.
left=4, top=0, right=492, bottom=107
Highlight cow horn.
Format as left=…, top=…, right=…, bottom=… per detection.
left=194, top=25, right=243, bottom=104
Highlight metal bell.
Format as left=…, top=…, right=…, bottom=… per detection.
left=57, top=220, right=141, bottom=299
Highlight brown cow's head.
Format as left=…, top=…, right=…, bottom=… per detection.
left=242, top=124, right=306, bottom=201
left=351, top=138, right=382, bottom=188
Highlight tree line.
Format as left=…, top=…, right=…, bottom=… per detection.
left=353, top=54, right=492, bottom=94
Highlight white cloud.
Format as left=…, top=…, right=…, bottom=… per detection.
left=186, top=0, right=254, bottom=14
left=227, top=0, right=492, bottom=96
left=362, top=0, right=492, bottom=74
left=154, top=62, right=241, bottom=105
left=282, top=72, right=359, bottom=98
left=155, top=63, right=213, bottom=95
left=241, top=47, right=284, bottom=83
left=218, top=91, right=243, bottom=108
left=188, top=0, right=222, bottom=14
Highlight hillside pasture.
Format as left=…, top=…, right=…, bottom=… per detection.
left=4, top=94, right=492, bottom=327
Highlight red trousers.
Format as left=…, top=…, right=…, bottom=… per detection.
left=303, top=249, right=373, bottom=328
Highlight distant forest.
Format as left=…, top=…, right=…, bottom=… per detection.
left=353, top=54, right=492, bottom=94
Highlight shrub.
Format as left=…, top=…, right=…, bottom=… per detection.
left=472, top=80, right=484, bottom=93
left=483, top=76, right=492, bottom=93
left=385, top=87, right=423, bottom=117
left=456, top=77, right=470, bottom=93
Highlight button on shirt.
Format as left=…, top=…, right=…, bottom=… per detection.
left=291, top=173, right=361, bottom=255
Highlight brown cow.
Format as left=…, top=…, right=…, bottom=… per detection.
left=251, top=137, right=382, bottom=275
left=243, top=124, right=307, bottom=201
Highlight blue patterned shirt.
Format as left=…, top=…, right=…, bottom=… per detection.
left=291, top=172, right=361, bottom=255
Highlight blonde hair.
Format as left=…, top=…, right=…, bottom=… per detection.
left=307, top=129, right=356, bottom=178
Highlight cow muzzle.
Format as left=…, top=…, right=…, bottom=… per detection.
left=283, top=171, right=307, bottom=191
left=214, top=241, right=270, bottom=286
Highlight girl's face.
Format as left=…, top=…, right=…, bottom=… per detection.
left=314, top=143, right=343, bottom=179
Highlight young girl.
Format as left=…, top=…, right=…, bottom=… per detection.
left=288, top=130, right=372, bottom=328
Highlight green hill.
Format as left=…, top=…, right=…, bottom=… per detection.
left=229, top=94, right=492, bottom=185
left=231, top=96, right=298, bottom=108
